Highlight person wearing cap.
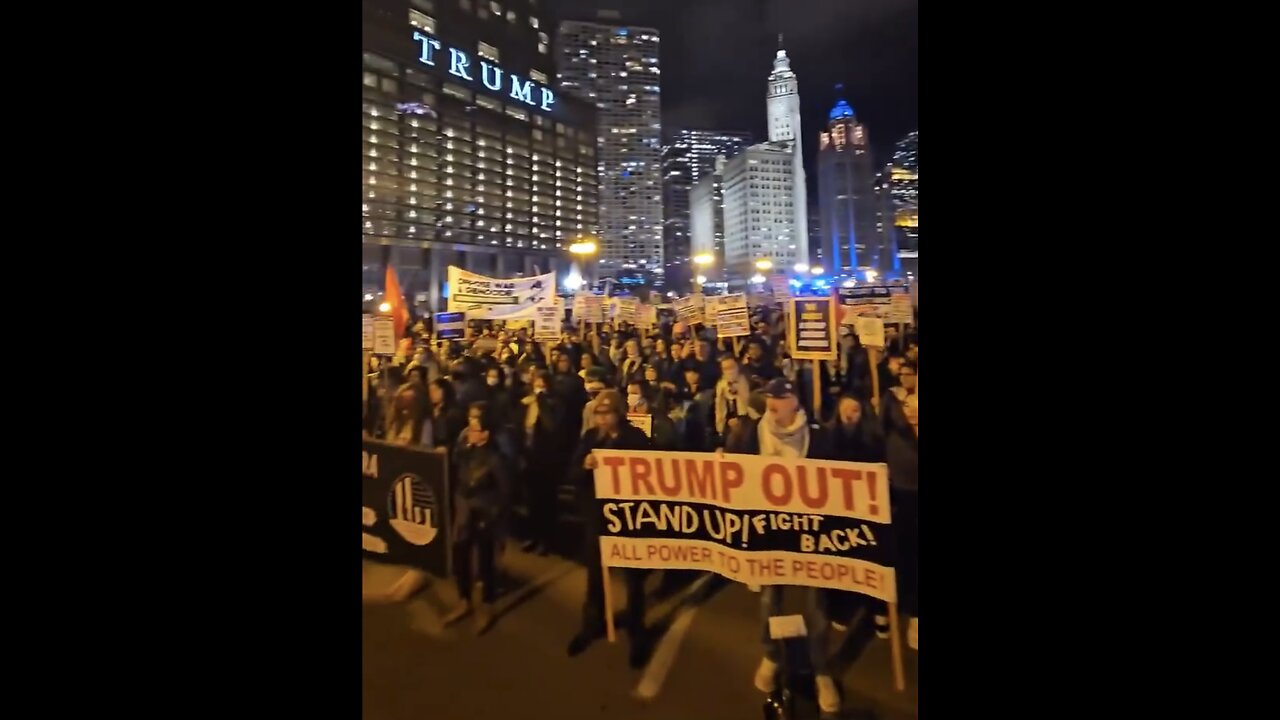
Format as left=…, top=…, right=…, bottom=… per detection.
left=725, top=377, right=842, bottom=714
left=565, top=389, right=654, bottom=668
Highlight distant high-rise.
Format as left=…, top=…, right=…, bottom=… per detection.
left=721, top=40, right=808, bottom=282
left=817, top=87, right=893, bottom=275
left=556, top=18, right=663, bottom=282
left=892, top=131, right=918, bottom=277
left=663, top=130, right=751, bottom=289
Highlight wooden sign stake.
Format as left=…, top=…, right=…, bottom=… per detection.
left=602, top=559, right=616, bottom=643
left=888, top=601, right=906, bottom=691
left=868, top=346, right=881, bottom=410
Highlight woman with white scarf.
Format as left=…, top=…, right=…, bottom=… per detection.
left=714, top=355, right=753, bottom=446
left=723, top=378, right=842, bottom=715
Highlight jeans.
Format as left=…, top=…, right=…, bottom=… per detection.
left=454, top=522, right=496, bottom=603
left=760, top=585, right=831, bottom=676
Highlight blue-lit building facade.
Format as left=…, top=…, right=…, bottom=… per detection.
left=361, top=0, right=600, bottom=312
left=892, top=130, right=918, bottom=278
left=816, top=90, right=898, bottom=278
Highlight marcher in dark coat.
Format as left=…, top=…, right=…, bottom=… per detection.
left=566, top=390, right=654, bottom=668
left=825, top=395, right=886, bottom=463
left=443, top=404, right=512, bottom=635
left=427, top=379, right=466, bottom=451
left=884, top=392, right=918, bottom=649
left=520, top=370, right=570, bottom=554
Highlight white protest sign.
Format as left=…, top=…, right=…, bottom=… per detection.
left=716, top=293, right=750, bottom=337
left=626, top=413, right=653, bottom=437
left=888, top=294, right=913, bottom=325
left=372, top=316, right=396, bottom=355
left=616, top=297, right=639, bottom=325
left=855, top=316, right=886, bottom=348
left=674, top=294, right=705, bottom=325
left=362, top=314, right=374, bottom=350
left=634, top=304, right=657, bottom=329
left=447, top=266, right=554, bottom=320
left=535, top=305, right=561, bottom=341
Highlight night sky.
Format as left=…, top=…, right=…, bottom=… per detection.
left=548, top=0, right=918, bottom=183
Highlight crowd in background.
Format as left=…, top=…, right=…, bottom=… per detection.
left=363, top=302, right=918, bottom=712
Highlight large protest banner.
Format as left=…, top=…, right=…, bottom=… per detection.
left=362, top=438, right=451, bottom=576
left=593, top=449, right=894, bottom=601
left=447, top=266, right=554, bottom=320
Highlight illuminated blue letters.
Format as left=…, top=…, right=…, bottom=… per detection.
left=540, top=87, right=555, bottom=112
left=480, top=61, right=504, bottom=91
left=413, top=32, right=442, bottom=66
left=448, top=48, right=473, bottom=81
left=509, top=76, right=535, bottom=106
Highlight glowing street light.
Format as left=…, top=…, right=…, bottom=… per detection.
left=563, top=271, right=584, bottom=291
left=750, top=273, right=767, bottom=284
left=810, top=266, right=824, bottom=276
left=695, top=274, right=708, bottom=284
left=569, top=240, right=598, bottom=256
left=692, top=253, right=714, bottom=267
left=866, top=269, right=878, bottom=282
left=755, top=259, right=774, bottom=271
left=793, top=263, right=809, bottom=274
left=378, top=301, right=392, bottom=313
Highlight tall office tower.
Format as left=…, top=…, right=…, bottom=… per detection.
left=361, top=0, right=599, bottom=311
left=556, top=17, right=663, bottom=283
left=662, top=130, right=751, bottom=288
left=816, top=87, right=891, bottom=275
left=765, top=40, right=810, bottom=267
left=892, top=130, right=918, bottom=276
left=719, top=40, right=809, bottom=283
left=874, top=163, right=901, bottom=276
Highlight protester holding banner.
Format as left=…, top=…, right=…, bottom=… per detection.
left=625, top=380, right=678, bottom=451
left=386, top=379, right=433, bottom=448
left=715, top=355, right=753, bottom=447
left=565, top=390, right=654, bottom=667
left=444, top=403, right=513, bottom=635
left=885, top=393, right=919, bottom=649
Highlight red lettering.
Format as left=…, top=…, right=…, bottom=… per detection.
left=796, top=466, right=829, bottom=510
left=805, top=561, right=820, bottom=580
left=720, top=461, right=745, bottom=503
left=791, top=560, right=805, bottom=576
left=647, top=544, right=659, bottom=559
left=831, top=468, right=860, bottom=511
left=656, top=457, right=681, bottom=497
left=686, top=459, right=716, bottom=500
left=603, top=455, right=627, bottom=494
left=629, top=457, right=656, bottom=495
left=761, top=463, right=791, bottom=506
left=821, top=562, right=836, bottom=580
left=835, top=563, right=850, bottom=583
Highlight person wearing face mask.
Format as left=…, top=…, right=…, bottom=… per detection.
left=482, top=366, right=514, bottom=430
left=723, top=379, right=842, bottom=714
left=625, top=380, right=677, bottom=450
left=885, top=393, right=919, bottom=650
left=580, top=367, right=610, bottom=435
left=714, top=355, right=752, bottom=448
left=521, top=370, right=568, bottom=555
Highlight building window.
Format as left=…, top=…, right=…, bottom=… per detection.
left=530, top=16, right=540, bottom=29
left=409, top=10, right=436, bottom=33
left=459, top=0, right=471, bottom=9
left=538, top=31, right=550, bottom=44
left=505, top=105, right=529, bottom=122
left=363, top=53, right=398, bottom=75
left=478, top=41, right=500, bottom=62
left=506, top=10, right=516, bottom=23
left=529, top=69, right=548, bottom=84
left=411, top=0, right=434, bottom=11
left=443, top=83, right=473, bottom=101
left=380, top=78, right=399, bottom=94
left=363, top=72, right=378, bottom=88
left=538, top=43, right=548, bottom=54
left=490, top=2, right=502, bottom=15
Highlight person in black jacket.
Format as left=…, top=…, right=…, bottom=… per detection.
left=427, top=379, right=466, bottom=452
left=566, top=390, right=655, bottom=668
left=520, top=370, right=569, bottom=555
left=443, top=404, right=512, bottom=635
left=825, top=395, right=886, bottom=464
left=884, top=392, right=918, bottom=649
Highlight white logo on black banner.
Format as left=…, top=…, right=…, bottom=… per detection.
left=388, top=474, right=439, bottom=546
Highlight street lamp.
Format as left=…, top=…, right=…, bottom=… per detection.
left=569, top=236, right=598, bottom=288
left=793, top=263, right=809, bottom=274
left=692, top=253, right=714, bottom=292
left=755, top=259, right=774, bottom=272
left=810, top=266, right=824, bottom=276
left=865, top=269, right=878, bottom=283
left=750, top=273, right=766, bottom=284
left=378, top=301, right=392, bottom=313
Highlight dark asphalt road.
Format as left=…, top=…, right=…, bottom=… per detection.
left=363, top=552, right=917, bottom=720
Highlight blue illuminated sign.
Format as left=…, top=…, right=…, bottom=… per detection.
left=412, top=32, right=557, bottom=114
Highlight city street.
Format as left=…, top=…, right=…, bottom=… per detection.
left=363, top=552, right=918, bottom=720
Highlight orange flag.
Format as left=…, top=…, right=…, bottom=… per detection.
left=384, top=266, right=411, bottom=340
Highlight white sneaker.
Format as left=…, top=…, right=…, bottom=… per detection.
left=907, top=617, right=918, bottom=650
left=815, top=674, right=841, bottom=713
left=754, top=657, right=778, bottom=693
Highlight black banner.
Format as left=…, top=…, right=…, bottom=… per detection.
left=362, top=438, right=451, bottom=575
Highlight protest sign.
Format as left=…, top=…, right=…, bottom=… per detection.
left=575, top=293, right=605, bottom=323
left=362, top=439, right=451, bottom=575
left=855, top=316, right=886, bottom=348
left=634, top=304, right=657, bottom=330
left=888, top=294, right=913, bottom=325
left=362, top=314, right=374, bottom=350
left=433, top=311, right=466, bottom=341
left=626, top=413, right=653, bottom=438
left=787, top=297, right=837, bottom=361
left=674, top=294, right=705, bottom=325
left=616, top=297, right=639, bottom=325
left=716, top=293, right=750, bottom=337
left=372, top=316, right=396, bottom=355
left=770, top=275, right=791, bottom=299
left=836, top=285, right=907, bottom=325
left=593, top=450, right=895, bottom=601
left=534, top=305, right=561, bottom=341
left=446, top=266, right=554, bottom=320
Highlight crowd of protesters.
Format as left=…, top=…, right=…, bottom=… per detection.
left=364, top=301, right=918, bottom=713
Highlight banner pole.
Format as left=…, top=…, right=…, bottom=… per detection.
left=868, top=346, right=881, bottom=411
left=888, top=601, right=906, bottom=691
left=602, top=557, right=616, bottom=643
left=811, top=359, right=822, bottom=420
left=733, top=336, right=743, bottom=358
